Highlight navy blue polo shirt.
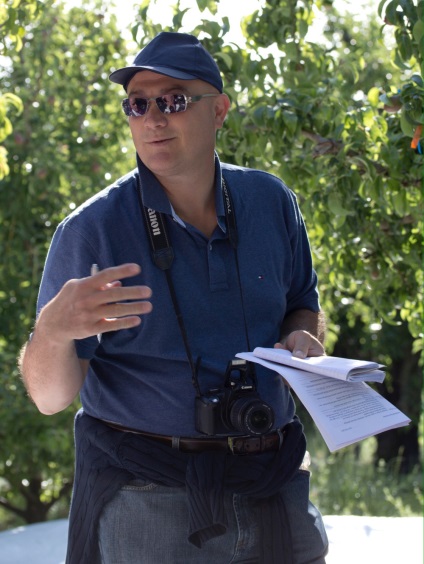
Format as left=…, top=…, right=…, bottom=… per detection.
left=37, top=155, right=320, bottom=436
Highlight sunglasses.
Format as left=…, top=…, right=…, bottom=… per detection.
left=122, top=93, right=218, bottom=117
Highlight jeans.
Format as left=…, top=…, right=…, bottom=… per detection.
left=98, top=468, right=328, bottom=564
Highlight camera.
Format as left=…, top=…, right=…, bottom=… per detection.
left=195, top=359, right=275, bottom=436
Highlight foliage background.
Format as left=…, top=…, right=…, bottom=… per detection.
left=0, top=0, right=422, bottom=527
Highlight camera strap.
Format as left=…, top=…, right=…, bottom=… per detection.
left=136, top=157, right=254, bottom=394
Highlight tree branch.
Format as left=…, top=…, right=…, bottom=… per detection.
left=0, top=496, right=27, bottom=520
left=301, top=130, right=342, bottom=157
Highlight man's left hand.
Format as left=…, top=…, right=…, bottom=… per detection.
left=274, top=330, right=325, bottom=358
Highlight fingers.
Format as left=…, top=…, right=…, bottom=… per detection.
left=86, top=263, right=152, bottom=332
left=87, top=264, right=152, bottom=333
left=90, top=283, right=152, bottom=309
left=43, top=263, right=153, bottom=342
left=274, top=330, right=325, bottom=358
left=96, top=314, right=143, bottom=333
left=94, top=294, right=152, bottom=327
left=88, top=263, right=141, bottom=287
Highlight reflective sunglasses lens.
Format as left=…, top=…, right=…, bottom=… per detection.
left=124, top=97, right=148, bottom=116
left=122, top=99, right=131, bottom=116
left=157, top=94, right=187, bottom=114
left=122, top=94, right=188, bottom=116
left=133, top=98, right=149, bottom=116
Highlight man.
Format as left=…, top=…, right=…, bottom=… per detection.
left=19, top=32, right=328, bottom=563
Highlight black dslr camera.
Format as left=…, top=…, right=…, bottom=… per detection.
left=195, top=359, right=275, bottom=436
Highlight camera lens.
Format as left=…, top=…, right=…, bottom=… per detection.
left=229, top=398, right=274, bottom=435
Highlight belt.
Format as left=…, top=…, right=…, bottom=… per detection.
left=103, top=420, right=286, bottom=455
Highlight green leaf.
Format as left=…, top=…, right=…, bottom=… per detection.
left=196, top=0, right=217, bottom=14
left=281, top=110, right=298, bottom=135
left=0, top=117, right=13, bottom=142
left=368, top=87, right=381, bottom=107
left=396, top=30, right=413, bottom=61
left=412, top=20, right=423, bottom=42
left=392, top=189, right=408, bottom=216
left=328, top=192, right=349, bottom=217
left=298, top=19, right=308, bottom=39
left=378, top=0, right=389, bottom=18
left=215, top=52, right=233, bottom=70
left=399, top=0, right=417, bottom=24
left=363, top=108, right=376, bottom=128
left=410, top=74, right=423, bottom=87
left=392, top=47, right=409, bottom=69
left=384, top=0, right=398, bottom=25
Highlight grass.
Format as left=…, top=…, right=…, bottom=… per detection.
left=304, top=416, right=423, bottom=517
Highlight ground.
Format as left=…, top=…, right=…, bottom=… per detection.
left=0, top=516, right=422, bottom=563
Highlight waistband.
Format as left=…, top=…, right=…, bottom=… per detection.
left=102, top=419, right=286, bottom=455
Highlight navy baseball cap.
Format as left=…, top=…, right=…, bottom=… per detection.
left=109, top=32, right=223, bottom=93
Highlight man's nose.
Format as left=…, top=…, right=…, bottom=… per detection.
left=144, top=101, right=168, bottom=126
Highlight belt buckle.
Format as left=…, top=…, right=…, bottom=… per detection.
left=227, top=435, right=261, bottom=455
left=228, top=430, right=284, bottom=455
left=228, top=436, right=250, bottom=455
left=227, top=436, right=237, bottom=454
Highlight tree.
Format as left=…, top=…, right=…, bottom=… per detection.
left=0, top=0, right=132, bottom=525
left=1, top=0, right=421, bottom=527
left=0, top=0, right=45, bottom=179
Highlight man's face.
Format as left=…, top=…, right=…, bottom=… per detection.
left=124, top=71, right=229, bottom=184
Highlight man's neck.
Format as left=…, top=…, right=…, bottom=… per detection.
left=155, top=163, right=218, bottom=238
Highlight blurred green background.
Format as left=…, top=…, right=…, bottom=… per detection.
left=0, top=0, right=422, bottom=528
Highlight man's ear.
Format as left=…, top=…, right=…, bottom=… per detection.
left=214, top=94, right=231, bottom=129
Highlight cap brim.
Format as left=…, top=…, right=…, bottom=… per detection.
left=109, top=65, right=197, bottom=88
